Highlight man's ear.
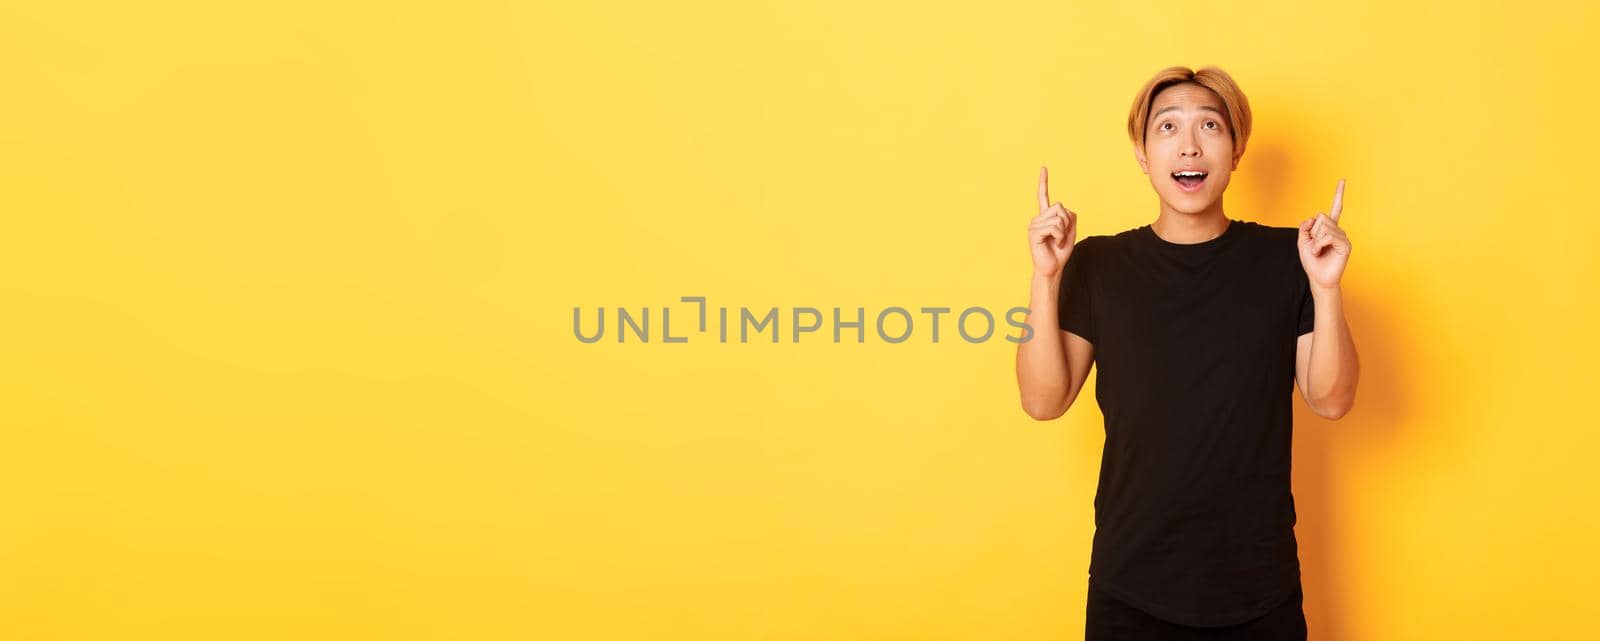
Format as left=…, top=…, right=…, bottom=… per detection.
left=1134, top=145, right=1149, bottom=175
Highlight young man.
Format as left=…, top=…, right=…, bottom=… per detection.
left=1014, top=66, right=1360, bottom=640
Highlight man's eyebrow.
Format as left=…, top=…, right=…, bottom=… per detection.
left=1152, top=105, right=1226, bottom=118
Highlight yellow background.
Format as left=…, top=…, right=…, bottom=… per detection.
left=3, top=1, right=1597, bottom=639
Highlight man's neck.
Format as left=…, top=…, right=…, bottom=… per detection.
left=1151, top=205, right=1230, bottom=244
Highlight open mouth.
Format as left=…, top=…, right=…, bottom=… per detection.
left=1171, top=170, right=1208, bottom=192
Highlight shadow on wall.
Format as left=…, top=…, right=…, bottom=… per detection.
left=1235, top=134, right=1415, bottom=641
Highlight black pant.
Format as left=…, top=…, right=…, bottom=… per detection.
left=1085, top=580, right=1307, bottom=641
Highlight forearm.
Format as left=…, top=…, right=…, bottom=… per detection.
left=1307, top=285, right=1360, bottom=418
left=1016, top=272, right=1071, bottom=419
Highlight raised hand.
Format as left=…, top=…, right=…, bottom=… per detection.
left=1030, top=166, right=1078, bottom=277
left=1298, top=178, right=1352, bottom=291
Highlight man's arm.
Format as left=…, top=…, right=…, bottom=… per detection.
left=1016, top=271, right=1096, bottom=420
left=1294, top=284, right=1359, bottom=420
left=1017, top=167, right=1095, bottom=421
left=1294, top=179, right=1359, bottom=419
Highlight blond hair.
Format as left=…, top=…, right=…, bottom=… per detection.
left=1127, top=66, right=1253, bottom=161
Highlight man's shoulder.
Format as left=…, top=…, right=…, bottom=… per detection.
left=1069, top=232, right=1109, bottom=255
left=1076, top=226, right=1144, bottom=249
left=1237, top=219, right=1301, bottom=241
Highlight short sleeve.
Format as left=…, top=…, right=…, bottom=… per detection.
left=1295, top=262, right=1316, bottom=337
left=1057, top=239, right=1097, bottom=343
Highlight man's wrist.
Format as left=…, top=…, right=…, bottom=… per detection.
left=1310, top=283, right=1343, bottom=301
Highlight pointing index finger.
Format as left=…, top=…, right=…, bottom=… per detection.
left=1330, top=178, right=1345, bottom=222
left=1038, top=166, right=1051, bottom=213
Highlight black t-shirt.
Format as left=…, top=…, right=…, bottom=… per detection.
left=1057, top=218, right=1315, bottom=627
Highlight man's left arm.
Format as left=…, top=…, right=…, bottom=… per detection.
left=1293, top=179, right=1360, bottom=420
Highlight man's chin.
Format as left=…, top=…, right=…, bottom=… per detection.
left=1162, top=197, right=1218, bottom=215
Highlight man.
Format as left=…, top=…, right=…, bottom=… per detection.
left=1014, top=65, right=1360, bottom=640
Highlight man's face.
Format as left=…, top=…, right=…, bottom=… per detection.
left=1134, top=82, right=1237, bottom=215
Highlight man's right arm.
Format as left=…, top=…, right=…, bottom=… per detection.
left=1019, top=166, right=1095, bottom=420
left=1016, top=271, right=1095, bottom=420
